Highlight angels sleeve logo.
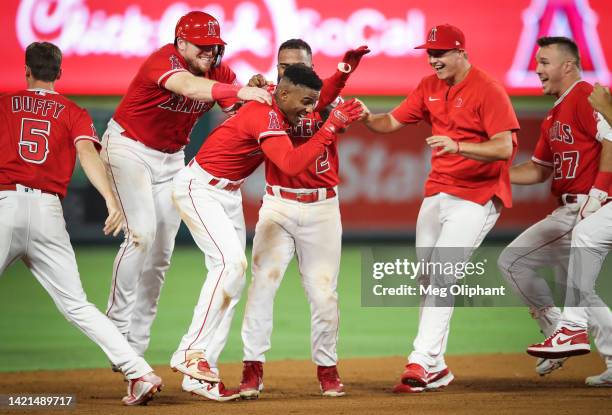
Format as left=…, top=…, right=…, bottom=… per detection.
left=268, top=110, right=281, bottom=130
left=169, top=55, right=183, bottom=70
left=507, top=0, right=609, bottom=87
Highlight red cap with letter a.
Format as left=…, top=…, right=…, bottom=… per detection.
left=415, top=24, right=465, bottom=50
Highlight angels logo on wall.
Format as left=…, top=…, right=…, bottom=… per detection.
left=507, top=0, right=609, bottom=87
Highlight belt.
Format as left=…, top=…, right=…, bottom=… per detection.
left=559, top=193, right=612, bottom=206
left=208, top=178, right=242, bottom=191
left=0, top=184, right=59, bottom=197
left=120, top=132, right=183, bottom=154
left=266, top=186, right=336, bottom=203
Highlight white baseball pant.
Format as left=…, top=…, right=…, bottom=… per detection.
left=242, top=191, right=342, bottom=367
left=409, top=193, right=501, bottom=371
left=498, top=197, right=610, bottom=358
left=169, top=161, right=247, bottom=370
left=560, top=202, right=612, bottom=361
left=101, top=119, right=183, bottom=356
left=0, top=188, right=152, bottom=379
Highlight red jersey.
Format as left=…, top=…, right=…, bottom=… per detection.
left=391, top=66, right=520, bottom=207
left=113, top=44, right=238, bottom=153
left=265, top=91, right=342, bottom=189
left=0, top=88, right=100, bottom=197
left=195, top=100, right=289, bottom=180
left=532, top=81, right=604, bottom=196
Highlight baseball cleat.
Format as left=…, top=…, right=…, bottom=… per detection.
left=400, top=363, right=428, bottom=387
left=317, top=365, right=345, bottom=397
left=239, top=361, right=264, bottom=399
left=182, top=376, right=241, bottom=401
left=393, top=367, right=454, bottom=393
left=535, top=357, right=568, bottom=376
left=122, top=372, right=163, bottom=406
left=526, top=326, right=590, bottom=359
left=585, top=369, right=612, bottom=387
left=172, top=357, right=220, bottom=383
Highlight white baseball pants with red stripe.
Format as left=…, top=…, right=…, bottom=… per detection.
left=408, top=193, right=501, bottom=371
left=0, top=190, right=152, bottom=379
left=101, top=120, right=183, bottom=357
left=560, top=202, right=612, bottom=359
left=241, top=193, right=342, bottom=367
left=170, top=163, right=247, bottom=369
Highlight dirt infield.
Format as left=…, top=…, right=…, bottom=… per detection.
left=0, top=353, right=610, bottom=415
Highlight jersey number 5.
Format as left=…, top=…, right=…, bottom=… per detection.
left=553, top=151, right=579, bottom=180
left=19, top=118, right=50, bottom=164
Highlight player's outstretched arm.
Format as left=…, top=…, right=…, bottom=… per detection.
left=362, top=111, right=404, bottom=134
left=427, top=131, right=514, bottom=162
left=165, top=72, right=272, bottom=104
left=316, top=45, right=370, bottom=111
left=508, top=160, right=552, bottom=185
left=76, top=141, right=123, bottom=237
left=262, top=99, right=363, bottom=175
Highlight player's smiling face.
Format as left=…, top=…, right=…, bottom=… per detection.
left=277, top=49, right=312, bottom=82
left=178, top=39, right=217, bottom=74
left=427, top=49, right=465, bottom=84
left=535, top=45, right=574, bottom=97
left=276, top=83, right=319, bottom=125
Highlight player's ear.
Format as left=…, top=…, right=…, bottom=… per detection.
left=56, top=68, right=62, bottom=81
left=25, top=65, right=31, bottom=78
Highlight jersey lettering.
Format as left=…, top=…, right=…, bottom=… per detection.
left=549, top=121, right=574, bottom=144
left=268, top=111, right=281, bottom=130
left=11, top=96, right=65, bottom=119
left=19, top=118, right=50, bottom=164
left=158, top=94, right=212, bottom=114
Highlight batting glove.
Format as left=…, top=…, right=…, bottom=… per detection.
left=579, top=187, right=608, bottom=219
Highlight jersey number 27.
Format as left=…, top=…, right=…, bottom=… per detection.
left=19, top=118, right=50, bottom=164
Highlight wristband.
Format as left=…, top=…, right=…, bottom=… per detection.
left=211, top=83, right=241, bottom=101
left=593, top=171, right=612, bottom=196
left=337, top=62, right=352, bottom=73
left=455, top=140, right=461, bottom=154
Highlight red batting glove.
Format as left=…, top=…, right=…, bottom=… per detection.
left=338, top=45, right=371, bottom=73
left=326, top=98, right=364, bottom=130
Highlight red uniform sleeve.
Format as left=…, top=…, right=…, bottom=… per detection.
left=390, top=80, right=426, bottom=124
left=316, top=71, right=345, bottom=111
left=209, top=63, right=240, bottom=111
left=479, top=80, right=520, bottom=139
left=532, top=126, right=553, bottom=167
left=71, top=108, right=101, bottom=150
left=143, top=47, right=189, bottom=88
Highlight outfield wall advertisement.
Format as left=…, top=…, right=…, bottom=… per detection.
left=1, top=0, right=611, bottom=95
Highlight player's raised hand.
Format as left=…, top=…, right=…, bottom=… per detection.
left=104, top=196, right=124, bottom=237
left=238, top=86, right=272, bottom=105
left=426, top=135, right=460, bottom=155
left=247, top=74, right=272, bottom=88
left=339, top=45, right=371, bottom=73
left=588, top=83, right=612, bottom=114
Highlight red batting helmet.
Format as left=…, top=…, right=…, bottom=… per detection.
left=175, top=11, right=226, bottom=66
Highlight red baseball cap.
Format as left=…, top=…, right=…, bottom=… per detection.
left=415, top=24, right=466, bottom=50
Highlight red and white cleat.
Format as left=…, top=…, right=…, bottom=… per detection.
left=393, top=366, right=454, bottom=394
left=122, top=372, right=163, bottom=406
left=526, top=326, right=590, bottom=359
left=317, top=365, right=345, bottom=397
left=182, top=376, right=240, bottom=401
left=172, top=357, right=220, bottom=383
left=239, top=361, right=264, bottom=399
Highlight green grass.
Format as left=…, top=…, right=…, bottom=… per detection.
left=0, top=245, right=546, bottom=372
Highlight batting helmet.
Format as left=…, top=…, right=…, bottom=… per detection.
left=175, top=11, right=226, bottom=67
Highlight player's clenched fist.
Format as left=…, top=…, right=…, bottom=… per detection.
left=588, top=83, right=612, bottom=114
left=426, top=135, right=460, bottom=155
left=327, top=98, right=365, bottom=130
left=238, top=86, right=273, bottom=105
left=247, top=74, right=272, bottom=88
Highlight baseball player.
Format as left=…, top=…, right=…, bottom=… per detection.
left=361, top=24, right=519, bottom=393
left=0, top=42, right=162, bottom=406
left=526, top=84, right=612, bottom=387
left=239, top=39, right=369, bottom=399
left=102, top=11, right=270, bottom=364
left=497, top=37, right=612, bottom=377
left=170, top=64, right=363, bottom=401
